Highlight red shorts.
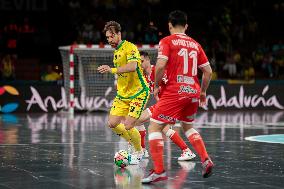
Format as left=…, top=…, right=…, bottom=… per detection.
left=150, top=96, right=199, bottom=124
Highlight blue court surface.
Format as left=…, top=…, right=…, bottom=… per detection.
left=245, top=134, right=284, bottom=144
left=0, top=111, right=284, bottom=189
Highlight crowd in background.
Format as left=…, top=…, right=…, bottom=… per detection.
left=0, top=0, right=283, bottom=80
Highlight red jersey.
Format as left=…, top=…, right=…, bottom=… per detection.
left=157, top=33, right=209, bottom=98
left=145, top=65, right=168, bottom=96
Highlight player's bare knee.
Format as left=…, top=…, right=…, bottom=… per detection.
left=162, top=127, right=169, bottom=135
left=181, top=122, right=193, bottom=131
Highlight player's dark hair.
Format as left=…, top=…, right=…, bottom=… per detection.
left=168, top=10, right=187, bottom=27
left=140, top=51, right=149, bottom=57
left=103, top=21, right=121, bottom=34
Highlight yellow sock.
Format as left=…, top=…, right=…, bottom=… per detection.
left=112, top=123, right=131, bottom=142
left=127, top=128, right=142, bottom=152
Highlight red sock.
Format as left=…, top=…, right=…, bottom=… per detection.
left=186, top=129, right=209, bottom=162
left=149, top=132, right=164, bottom=174
left=139, top=130, right=146, bottom=148
left=167, top=129, right=188, bottom=151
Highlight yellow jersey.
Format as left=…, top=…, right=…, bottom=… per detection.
left=113, top=40, right=149, bottom=99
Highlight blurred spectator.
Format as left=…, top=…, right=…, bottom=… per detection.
left=41, top=65, right=62, bottom=81
left=19, top=17, right=35, bottom=34
left=68, top=0, right=80, bottom=9
left=3, top=18, right=19, bottom=55
left=144, top=21, right=158, bottom=44
left=272, top=40, right=284, bottom=78
left=243, top=58, right=255, bottom=80
left=0, top=54, right=16, bottom=80
left=122, top=29, right=135, bottom=42
left=262, top=53, right=274, bottom=78
left=0, top=1, right=283, bottom=80
left=18, top=17, right=36, bottom=57
left=209, top=56, right=218, bottom=80
left=223, top=54, right=237, bottom=78
left=80, top=19, right=95, bottom=43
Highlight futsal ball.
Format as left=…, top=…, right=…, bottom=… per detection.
left=114, top=150, right=129, bottom=168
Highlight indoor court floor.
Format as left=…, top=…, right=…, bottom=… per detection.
left=0, top=111, right=283, bottom=189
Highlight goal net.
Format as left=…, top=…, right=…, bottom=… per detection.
left=59, top=44, right=158, bottom=114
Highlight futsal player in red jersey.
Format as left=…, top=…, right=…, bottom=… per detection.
left=142, top=10, right=214, bottom=184
left=135, top=51, right=196, bottom=161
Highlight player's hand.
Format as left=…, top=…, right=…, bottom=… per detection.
left=97, top=65, right=111, bottom=73
left=153, top=86, right=160, bottom=101
left=199, top=92, right=207, bottom=107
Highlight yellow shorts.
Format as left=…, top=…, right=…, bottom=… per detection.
left=110, top=90, right=149, bottom=119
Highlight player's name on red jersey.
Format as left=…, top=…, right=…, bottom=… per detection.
left=171, top=38, right=199, bottom=51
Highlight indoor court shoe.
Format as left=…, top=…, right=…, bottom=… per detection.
left=127, top=143, right=135, bottom=154
left=202, top=158, right=214, bottom=178
left=178, top=148, right=196, bottom=161
left=142, top=170, right=167, bottom=184
left=129, top=150, right=143, bottom=165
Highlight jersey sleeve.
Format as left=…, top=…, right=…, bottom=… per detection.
left=126, top=44, right=140, bottom=63
left=198, top=45, right=210, bottom=68
left=157, top=38, right=170, bottom=61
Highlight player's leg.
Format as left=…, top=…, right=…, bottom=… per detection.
left=124, top=115, right=142, bottom=149
left=125, top=90, right=149, bottom=151
left=180, top=99, right=214, bottom=178
left=124, top=115, right=144, bottom=164
left=124, top=90, right=150, bottom=164
left=135, top=123, right=148, bottom=157
left=142, top=120, right=167, bottom=184
left=142, top=97, right=175, bottom=184
left=109, top=97, right=131, bottom=142
left=162, top=124, right=196, bottom=161
left=134, top=106, right=154, bottom=157
left=181, top=122, right=213, bottom=178
left=135, top=107, right=152, bottom=126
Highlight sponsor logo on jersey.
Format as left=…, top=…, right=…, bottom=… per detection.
left=177, top=75, right=195, bottom=85
left=178, top=85, right=197, bottom=94
left=132, top=102, right=142, bottom=107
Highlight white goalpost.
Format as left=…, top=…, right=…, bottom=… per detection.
left=59, top=44, right=158, bottom=116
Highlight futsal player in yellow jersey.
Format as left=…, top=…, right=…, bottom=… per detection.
left=98, top=21, right=149, bottom=164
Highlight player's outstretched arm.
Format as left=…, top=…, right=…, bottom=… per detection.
left=97, top=62, right=137, bottom=74
left=199, top=65, right=212, bottom=106
left=115, top=61, right=137, bottom=73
